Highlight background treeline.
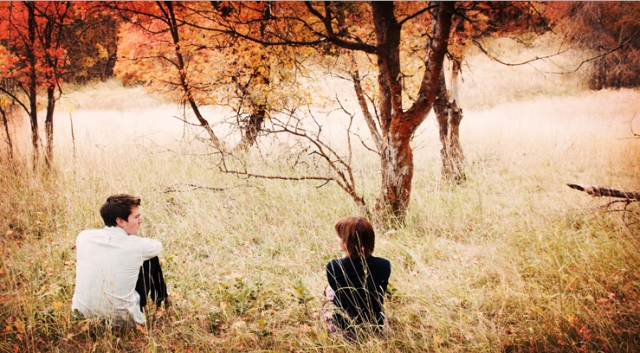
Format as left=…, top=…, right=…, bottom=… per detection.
left=0, top=1, right=639, bottom=225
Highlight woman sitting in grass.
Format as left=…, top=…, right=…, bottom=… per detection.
left=323, top=216, right=392, bottom=336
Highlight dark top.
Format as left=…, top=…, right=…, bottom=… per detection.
left=326, top=256, right=391, bottom=329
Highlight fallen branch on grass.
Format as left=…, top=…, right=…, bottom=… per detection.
left=568, top=184, right=640, bottom=227
left=566, top=184, right=640, bottom=201
left=163, top=183, right=262, bottom=193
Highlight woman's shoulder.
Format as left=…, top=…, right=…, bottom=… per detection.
left=368, top=256, right=391, bottom=270
left=325, top=257, right=343, bottom=269
left=325, top=257, right=357, bottom=273
left=368, top=256, right=390, bottom=264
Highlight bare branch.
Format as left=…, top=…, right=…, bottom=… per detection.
left=0, top=88, right=31, bottom=115
left=211, top=104, right=369, bottom=214
left=472, top=39, right=569, bottom=67
left=163, top=182, right=261, bottom=193
left=350, top=59, right=382, bottom=151
left=398, top=4, right=438, bottom=26
left=473, top=27, right=640, bottom=75
left=627, top=113, right=640, bottom=138
left=217, top=168, right=333, bottom=182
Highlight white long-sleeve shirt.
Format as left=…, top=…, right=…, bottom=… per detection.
left=71, top=227, right=162, bottom=324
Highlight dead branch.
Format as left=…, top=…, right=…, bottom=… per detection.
left=212, top=106, right=369, bottom=215
left=472, top=39, right=570, bottom=67
left=216, top=170, right=333, bottom=182
left=350, top=60, right=382, bottom=151
left=627, top=113, right=639, bottom=138
left=567, top=184, right=640, bottom=201
left=569, top=184, right=640, bottom=228
left=163, top=182, right=262, bottom=193
left=472, top=27, right=640, bottom=75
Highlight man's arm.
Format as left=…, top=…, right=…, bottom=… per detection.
left=136, top=237, right=162, bottom=260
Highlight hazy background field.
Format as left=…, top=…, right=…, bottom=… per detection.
left=1, top=40, right=640, bottom=352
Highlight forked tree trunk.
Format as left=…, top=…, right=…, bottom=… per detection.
left=237, top=105, right=265, bottom=151
left=434, top=61, right=465, bottom=182
left=370, top=2, right=454, bottom=226
left=447, top=62, right=465, bottom=179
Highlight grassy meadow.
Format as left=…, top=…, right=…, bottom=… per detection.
left=1, top=48, right=640, bottom=352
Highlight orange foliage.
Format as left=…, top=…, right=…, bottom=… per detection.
left=0, top=2, right=76, bottom=90
left=549, top=2, right=640, bottom=89
left=114, top=2, right=310, bottom=116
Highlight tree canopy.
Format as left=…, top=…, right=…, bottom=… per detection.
left=551, top=1, right=640, bottom=89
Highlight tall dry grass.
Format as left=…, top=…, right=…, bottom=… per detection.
left=1, top=49, right=640, bottom=352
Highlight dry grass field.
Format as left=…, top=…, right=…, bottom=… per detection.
left=1, top=45, right=640, bottom=352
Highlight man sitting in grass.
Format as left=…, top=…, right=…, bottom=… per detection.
left=72, top=194, right=169, bottom=325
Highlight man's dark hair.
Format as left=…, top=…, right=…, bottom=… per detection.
left=335, top=216, right=375, bottom=258
left=100, top=194, right=141, bottom=227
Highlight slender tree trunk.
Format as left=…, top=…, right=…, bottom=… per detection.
left=27, top=2, right=40, bottom=167
left=45, top=86, right=55, bottom=168
left=237, top=105, right=265, bottom=151
left=590, top=57, right=607, bottom=90
left=235, top=54, right=270, bottom=151
left=435, top=71, right=453, bottom=179
left=351, top=64, right=382, bottom=151
left=185, top=90, right=222, bottom=148
left=69, top=113, right=76, bottom=164
left=164, top=1, right=222, bottom=148
left=434, top=61, right=465, bottom=182
left=0, top=107, right=14, bottom=163
left=448, top=61, right=465, bottom=180
left=41, top=3, right=64, bottom=169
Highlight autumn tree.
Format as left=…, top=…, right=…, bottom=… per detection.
left=110, top=1, right=222, bottom=147
left=210, top=1, right=454, bottom=225
left=109, top=1, right=553, bottom=226
left=112, top=1, right=308, bottom=150
left=62, top=11, right=119, bottom=84
left=432, top=2, right=549, bottom=182
left=211, top=1, right=558, bottom=225
left=550, top=2, right=640, bottom=90
left=0, top=1, right=77, bottom=167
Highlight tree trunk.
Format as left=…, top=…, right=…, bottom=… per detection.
left=370, top=2, right=454, bottom=227
left=164, top=1, right=222, bottom=149
left=45, top=86, right=55, bottom=168
left=69, top=113, right=76, bottom=164
left=237, top=105, right=265, bottom=151
left=41, top=3, right=63, bottom=169
left=27, top=2, right=40, bottom=167
left=0, top=106, right=14, bottom=163
left=434, top=61, right=465, bottom=182
left=375, top=132, right=414, bottom=225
